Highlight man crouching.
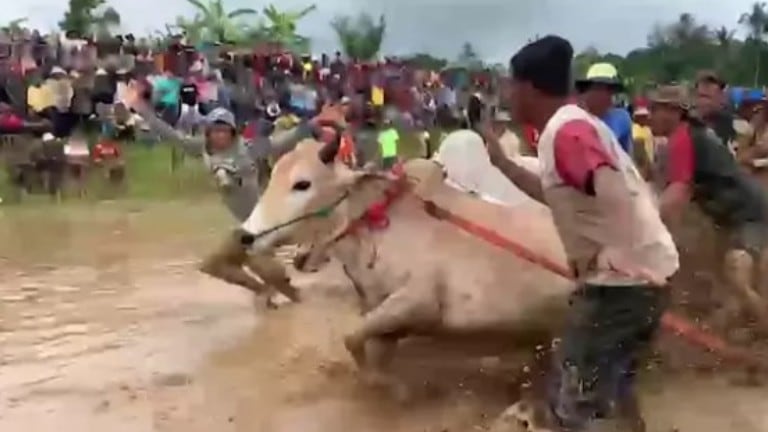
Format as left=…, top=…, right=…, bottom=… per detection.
left=122, top=81, right=345, bottom=307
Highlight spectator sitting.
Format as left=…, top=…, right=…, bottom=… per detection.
left=92, top=135, right=125, bottom=188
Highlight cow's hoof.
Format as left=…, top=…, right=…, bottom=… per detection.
left=344, top=334, right=366, bottom=367
left=360, top=371, right=411, bottom=403
left=488, top=401, right=555, bottom=432
left=261, top=292, right=293, bottom=310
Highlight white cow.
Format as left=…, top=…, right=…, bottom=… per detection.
left=238, top=132, right=575, bottom=399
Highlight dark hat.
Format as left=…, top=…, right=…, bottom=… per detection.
left=509, top=35, right=573, bottom=97
left=575, top=63, right=625, bottom=92
left=695, top=69, right=726, bottom=89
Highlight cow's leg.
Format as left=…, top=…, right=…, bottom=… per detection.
left=199, top=232, right=270, bottom=297
left=244, top=251, right=301, bottom=307
left=344, top=284, right=440, bottom=400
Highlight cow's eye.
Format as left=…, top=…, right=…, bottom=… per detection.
left=292, top=180, right=312, bottom=191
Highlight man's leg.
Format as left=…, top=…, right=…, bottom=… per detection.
left=723, top=223, right=768, bottom=332
left=546, top=285, right=666, bottom=431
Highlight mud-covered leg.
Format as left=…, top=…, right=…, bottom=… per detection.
left=245, top=252, right=301, bottom=306
left=344, top=285, right=440, bottom=400
left=723, top=249, right=768, bottom=332
left=199, top=232, right=269, bottom=296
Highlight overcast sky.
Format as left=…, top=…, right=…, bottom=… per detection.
left=1, top=0, right=759, bottom=61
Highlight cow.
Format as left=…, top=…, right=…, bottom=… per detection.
left=236, top=135, right=576, bottom=401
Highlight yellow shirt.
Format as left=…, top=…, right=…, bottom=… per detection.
left=632, top=123, right=654, bottom=163
left=27, top=85, right=54, bottom=113
left=371, top=86, right=384, bottom=107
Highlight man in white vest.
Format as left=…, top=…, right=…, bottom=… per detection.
left=481, top=36, right=679, bottom=432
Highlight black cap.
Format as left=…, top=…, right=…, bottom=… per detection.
left=509, top=35, right=574, bottom=97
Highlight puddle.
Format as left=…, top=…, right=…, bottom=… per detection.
left=0, top=200, right=766, bottom=431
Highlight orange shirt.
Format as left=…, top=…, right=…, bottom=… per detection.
left=337, top=132, right=356, bottom=164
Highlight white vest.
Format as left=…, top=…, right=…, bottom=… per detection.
left=538, top=105, right=679, bottom=285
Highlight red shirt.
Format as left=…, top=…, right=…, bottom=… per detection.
left=665, top=123, right=695, bottom=185
left=93, top=141, right=121, bottom=162
left=0, top=113, right=23, bottom=133
left=522, top=124, right=539, bottom=149
left=553, top=119, right=617, bottom=194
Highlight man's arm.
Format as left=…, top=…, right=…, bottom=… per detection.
left=483, top=125, right=545, bottom=202
left=247, top=121, right=314, bottom=160
left=247, top=105, right=346, bottom=160
left=551, top=119, right=619, bottom=196
left=491, top=154, right=546, bottom=203
left=134, top=103, right=204, bottom=157
left=658, top=126, right=694, bottom=224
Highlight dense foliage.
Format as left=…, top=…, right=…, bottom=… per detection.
left=574, top=3, right=768, bottom=92
left=9, top=0, right=768, bottom=86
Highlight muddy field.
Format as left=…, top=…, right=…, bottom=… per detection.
left=1, top=199, right=768, bottom=432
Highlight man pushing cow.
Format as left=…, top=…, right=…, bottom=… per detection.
left=483, top=36, right=679, bottom=432
left=121, top=81, right=345, bottom=307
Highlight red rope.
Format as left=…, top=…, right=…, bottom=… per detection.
left=345, top=165, right=767, bottom=369
left=420, top=198, right=768, bottom=370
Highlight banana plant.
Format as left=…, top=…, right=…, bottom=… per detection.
left=183, top=0, right=258, bottom=43
left=261, top=3, right=316, bottom=52
left=331, top=13, right=386, bottom=61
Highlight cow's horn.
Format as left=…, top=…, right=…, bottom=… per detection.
left=317, top=123, right=343, bottom=165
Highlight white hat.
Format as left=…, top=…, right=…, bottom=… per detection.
left=50, top=66, right=66, bottom=76
left=95, top=68, right=108, bottom=76
left=633, top=106, right=650, bottom=117
left=493, top=109, right=512, bottom=122
left=116, top=68, right=128, bottom=75
left=42, top=132, right=55, bottom=142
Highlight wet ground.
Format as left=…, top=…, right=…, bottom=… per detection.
left=1, top=199, right=768, bottom=431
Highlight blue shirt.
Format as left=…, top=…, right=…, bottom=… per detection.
left=153, top=77, right=181, bottom=108
left=601, top=108, right=633, bottom=153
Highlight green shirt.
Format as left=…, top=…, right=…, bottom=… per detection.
left=377, top=128, right=399, bottom=158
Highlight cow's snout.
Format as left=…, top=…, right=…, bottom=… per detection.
left=234, top=228, right=256, bottom=247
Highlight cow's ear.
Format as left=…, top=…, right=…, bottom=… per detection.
left=333, top=163, right=368, bottom=187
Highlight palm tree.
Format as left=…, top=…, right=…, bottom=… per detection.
left=184, top=0, right=258, bottom=43
left=713, top=26, right=736, bottom=70
left=739, top=2, right=768, bottom=84
left=331, top=12, right=386, bottom=61
left=174, top=15, right=205, bottom=43
left=1, top=17, right=28, bottom=35
left=260, top=3, right=316, bottom=52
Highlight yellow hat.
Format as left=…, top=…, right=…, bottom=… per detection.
left=576, top=62, right=624, bottom=92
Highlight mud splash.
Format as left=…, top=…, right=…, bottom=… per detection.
left=1, top=200, right=768, bottom=431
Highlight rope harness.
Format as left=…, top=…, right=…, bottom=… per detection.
left=247, top=160, right=768, bottom=370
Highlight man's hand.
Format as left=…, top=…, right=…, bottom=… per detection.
left=478, top=121, right=506, bottom=166
left=123, top=80, right=146, bottom=110
left=310, top=103, right=346, bottom=128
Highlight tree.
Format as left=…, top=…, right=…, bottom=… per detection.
left=456, top=42, right=483, bottom=69
left=739, top=2, right=768, bottom=84
left=403, top=53, right=447, bottom=70
left=331, top=13, right=386, bottom=61
left=59, top=0, right=120, bottom=37
left=92, top=6, right=121, bottom=39
left=261, top=3, right=316, bottom=52
left=1, top=18, right=28, bottom=35
left=183, top=0, right=257, bottom=43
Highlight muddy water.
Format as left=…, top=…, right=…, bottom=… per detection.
left=1, top=199, right=768, bottom=432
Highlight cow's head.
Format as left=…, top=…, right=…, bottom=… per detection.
left=238, top=134, right=365, bottom=254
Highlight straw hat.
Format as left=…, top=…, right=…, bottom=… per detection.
left=649, top=84, right=691, bottom=111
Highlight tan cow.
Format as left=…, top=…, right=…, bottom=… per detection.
left=238, top=136, right=575, bottom=398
